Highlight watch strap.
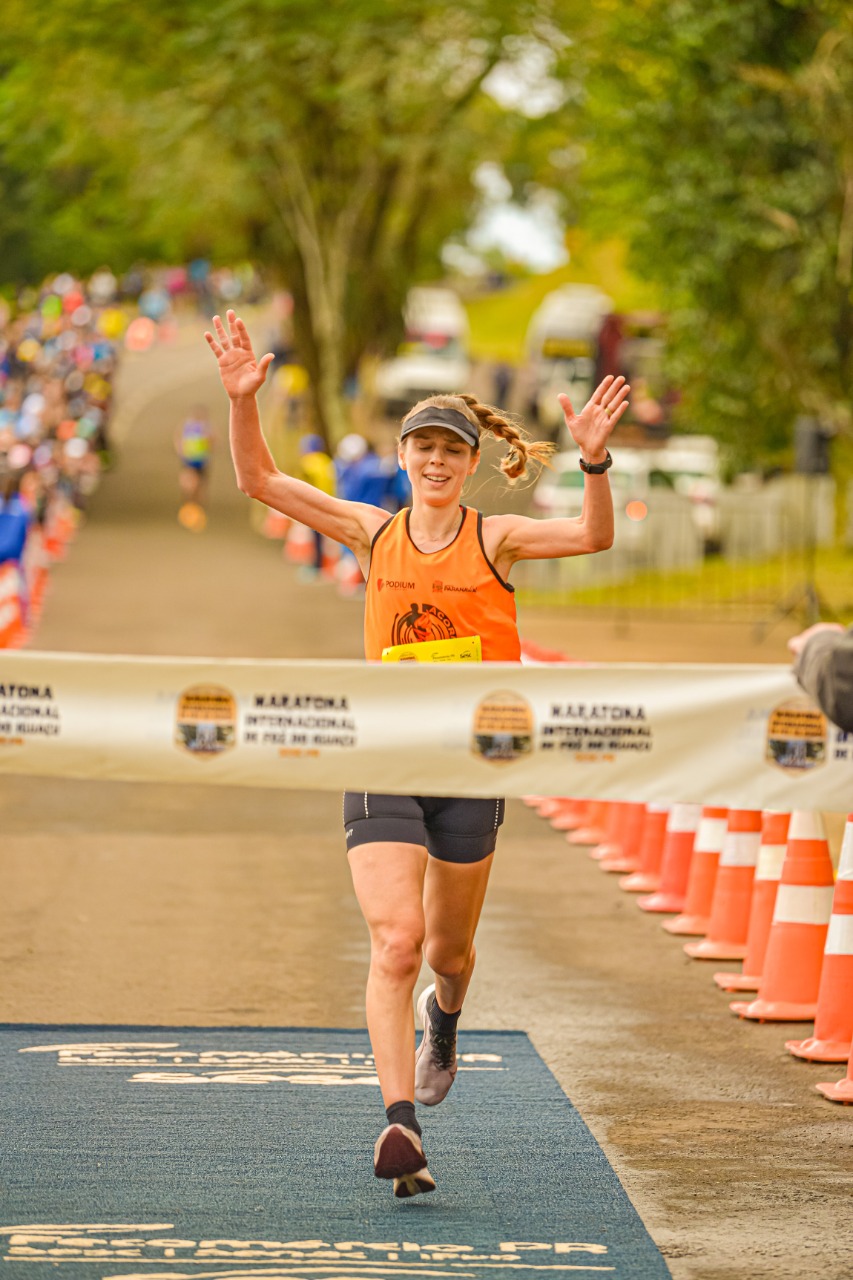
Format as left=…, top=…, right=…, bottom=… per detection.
left=579, top=449, right=612, bottom=474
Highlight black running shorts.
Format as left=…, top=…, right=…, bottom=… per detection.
left=343, top=792, right=505, bottom=864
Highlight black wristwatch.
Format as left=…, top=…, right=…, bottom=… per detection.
left=579, top=449, right=612, bottom=474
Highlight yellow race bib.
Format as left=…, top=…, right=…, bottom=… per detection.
left=381, top=635, right=482, bottom=663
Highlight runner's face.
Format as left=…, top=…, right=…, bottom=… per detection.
left=399, top=427, right=479, bottom=506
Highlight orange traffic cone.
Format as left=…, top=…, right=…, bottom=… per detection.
left=714, top=811, right=790, bottom=992
left=816, top=1050, right=853, bottom=1103
left=786, top=814, right=853, bottom=1060
left=599, top=802, right=646, bottom=873
left=620, top=806, right=669, bottom=893
left=519, top=639, right=571, bottom=663
left=684, top=810, right=762, bottom=959
left=590, top=801, right=631, bottom=861
left=638, top=804, right=702, bottom=913
left=0, top=565, right=28, bottom=649
left=663, top=807, right=728, bottom=936
left=566, top=800, right=609, bottom=846
left=550, top=799, right=590, bottom=831
left=731, top=811, right=835, bottom=1021
left=534, top=797, right=570, bottom=820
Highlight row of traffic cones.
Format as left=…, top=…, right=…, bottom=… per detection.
left=522, top=794, right=853, bottom=1103
left=0, top=502, right=77, bottom=650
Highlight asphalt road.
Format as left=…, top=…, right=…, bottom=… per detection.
left=1, top=315, right=849, bottom=1279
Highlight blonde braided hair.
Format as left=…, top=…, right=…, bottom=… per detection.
left=401, top=394, right=555, bottom=483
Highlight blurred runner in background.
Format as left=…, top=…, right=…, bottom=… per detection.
left=175, top=405, right=215, bottom=531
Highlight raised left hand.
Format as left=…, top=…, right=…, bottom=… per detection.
left=558, top=375, right=630, bottom=462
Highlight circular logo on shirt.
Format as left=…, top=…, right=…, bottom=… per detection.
left=392, top=602, right=457, bottom=646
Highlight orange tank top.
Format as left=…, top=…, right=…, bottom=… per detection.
left=364, top=506, right=521, bottom=662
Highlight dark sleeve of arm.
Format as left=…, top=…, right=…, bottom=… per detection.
left=794, top=630, right=853, bottom=732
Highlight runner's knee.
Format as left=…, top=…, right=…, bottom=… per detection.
left=370, top=923, right=424, bottom=982
left=423, top=939, right=473, bottom=981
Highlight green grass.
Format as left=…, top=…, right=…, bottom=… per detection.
left=517, top=547, right=853, bottom=621
left=463, top=238, right=662, bottom=365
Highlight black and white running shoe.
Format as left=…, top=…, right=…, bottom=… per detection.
left=373, top=1123, right=436, bottom=1199
left=414, top=983, right=458, bottom=1106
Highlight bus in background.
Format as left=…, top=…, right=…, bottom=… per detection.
left=524, top=286, right=672, bottom=445
left=524, top=285, right=613, bottom=442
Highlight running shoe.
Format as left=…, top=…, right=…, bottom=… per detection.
left=414, top=983, right=458, bottom=1106
left=373, top=1123, right=436, bottom=1199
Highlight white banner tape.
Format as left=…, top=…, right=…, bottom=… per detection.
left=1, top=651, right=851, bottom=807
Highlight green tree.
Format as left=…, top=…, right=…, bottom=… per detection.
left=581, top=0, right=853, bottom=470
left=2, top=0, right=574, bottom=443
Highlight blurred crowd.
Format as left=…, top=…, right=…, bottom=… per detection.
left=274, top=430, right=411, bottom=595
left=0, top=260, right=268, bottom=645
left=0, top=272, right=123, bottom=646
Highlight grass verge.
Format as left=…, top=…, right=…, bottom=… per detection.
left=517, top=547, right=853, bottom=620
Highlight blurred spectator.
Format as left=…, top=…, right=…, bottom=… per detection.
left=336, top=432, right=411, bottom=513
left=790, top=622, right=853, bottom=732
left=595, top=312, right=624, bottom=383
left=297, top=433, right=336, bottom=579
left=492, top=362, right=513, bottom=409
left=0, top=471, right=32, bottom=567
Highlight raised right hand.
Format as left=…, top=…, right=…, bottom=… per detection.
left=204, top=310, right=275, bottom=400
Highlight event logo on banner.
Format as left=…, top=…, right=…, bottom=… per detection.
left=175, top=685, right=237, bottom=757
left=765, top=697, right=827, bottom=773
left=471, top=691, right=534, bottom=763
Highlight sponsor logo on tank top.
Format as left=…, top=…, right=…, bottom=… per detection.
left=392, top=602, right=457, bottom=645
left=432, top=579, right=477, bottom=594
left=377, top=577, right=415, bottom=591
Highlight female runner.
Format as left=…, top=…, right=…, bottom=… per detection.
left=206, top=309, right=629, bottom=1199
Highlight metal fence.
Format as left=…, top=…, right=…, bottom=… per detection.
left=513, top=475, right=842, bottom=624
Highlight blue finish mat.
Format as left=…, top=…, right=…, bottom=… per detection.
left=0, top=1025, right=669, bottom=1279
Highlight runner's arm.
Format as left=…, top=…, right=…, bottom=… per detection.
left=206, top=310, right=386, bottom=555
left=484, top=375, right=628, bottom=569
left=229, top=393, right=387, bottom=553
left=485, top=471, right=614, bottom=568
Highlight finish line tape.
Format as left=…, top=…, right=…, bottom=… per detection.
left=0, top=650, right=849, bottom=807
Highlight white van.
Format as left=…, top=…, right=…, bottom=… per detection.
left=374, top=287, right=472, bottom=417
left=532, top=436, right=722, bottom=554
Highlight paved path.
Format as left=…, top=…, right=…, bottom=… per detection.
left=1, top=319, right=849, bottom=1279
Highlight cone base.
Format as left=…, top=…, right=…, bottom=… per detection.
left=731, top=998, right=817, bottom=1021
left=599, top=857, right=639, bottom=874
left=620, top=872, right=659, bottom=893
left=566, top=827, right=605, bottom=845
left=684, top=938, right=747, bottom=961
left=815, top=1078, right=853, bottom=1103
left=637, top=892, right=685, bottom=914
left=713, top=970, right=760, bottom=992
left=550, top=815, right=582, bottom=831
left=786, top=1035, right=852, bottom=1063
left=662, top=913, right=709, bottom=936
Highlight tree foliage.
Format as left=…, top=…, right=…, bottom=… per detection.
left=2, top=0, right=574, bottom=441
left=580, top=0, right=853, bottom=469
